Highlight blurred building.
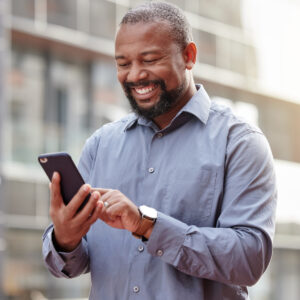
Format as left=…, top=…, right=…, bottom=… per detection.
left=0, top=0, right=7, bottom=299
left=1, top=0, right=300, bottom=299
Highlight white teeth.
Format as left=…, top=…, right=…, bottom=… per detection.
left=135, top=86, right=155, bottom=95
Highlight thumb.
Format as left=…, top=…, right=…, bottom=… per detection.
left=50, top=172, right=64, bottom=209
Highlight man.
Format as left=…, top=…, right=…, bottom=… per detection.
left=43, top=2, right=277, bottom=299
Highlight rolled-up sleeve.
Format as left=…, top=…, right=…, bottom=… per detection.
left=147, top=130, right=277, bottom=286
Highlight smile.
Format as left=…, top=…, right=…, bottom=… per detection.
left=134, top=84, right=157, bottom=95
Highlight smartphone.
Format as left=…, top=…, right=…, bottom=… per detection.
left=38, top=152, right=90, bottom=211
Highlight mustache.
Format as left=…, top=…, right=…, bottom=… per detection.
left=123, top=79, right=165, bottom=89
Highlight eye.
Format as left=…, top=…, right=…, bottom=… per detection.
left=118, top=62, right=130, bottom=68
left=143, top=58, right=159, bottom=64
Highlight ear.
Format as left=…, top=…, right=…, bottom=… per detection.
left=183, top=42, right=197, bottom=70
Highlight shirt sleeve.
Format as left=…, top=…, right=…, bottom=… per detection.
left=146, top=131, right=277, bottom=286
left=42, top=224, right=90, bottom=278
left=78, top=130, right=101, bottom=183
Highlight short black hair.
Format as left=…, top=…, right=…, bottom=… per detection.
left=120, top=1, right=193, bottom=49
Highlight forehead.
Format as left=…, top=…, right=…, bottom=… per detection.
left=115, top=21, right=176, bottom=55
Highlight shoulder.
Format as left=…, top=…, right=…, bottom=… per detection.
left=86, top=113, right=136, bottom=145
left=208, top=100, right=263, bottom=144
left=208, top=102, right=273, bottom=166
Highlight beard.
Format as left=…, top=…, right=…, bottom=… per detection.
left=123, top=79, right=185, bottom=119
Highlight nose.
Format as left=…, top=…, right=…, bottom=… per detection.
left=126, top=62, right=148, bottom=83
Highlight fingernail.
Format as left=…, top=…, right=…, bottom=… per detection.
left=52, top=172, right=57, bottom=180
left=83, top=184, right=90, bottom=192
left=93, top=192, right=100, bottom=199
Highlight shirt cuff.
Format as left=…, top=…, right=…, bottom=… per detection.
left=47, top=227, right=86, bottom=271
left=146, top=211, right=188, bottom=266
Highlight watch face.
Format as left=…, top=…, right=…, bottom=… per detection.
left=140, top=205, right=157, bottom=219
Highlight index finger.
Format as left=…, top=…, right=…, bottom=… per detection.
left=90, top=188, right=111, bottom=195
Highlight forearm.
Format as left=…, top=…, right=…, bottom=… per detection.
left=42, top=224, right=90, bottom=278
left=147, top=212, right=272, bottom=286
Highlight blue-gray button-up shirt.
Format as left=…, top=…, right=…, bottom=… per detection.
left=43, top=85, right=277, bottom=299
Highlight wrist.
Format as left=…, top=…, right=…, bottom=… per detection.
left=132, top=205, right=157, bottom=240
left=52, top=230, right=80, bottom=252
left=143, top=224, right=154, bottom=240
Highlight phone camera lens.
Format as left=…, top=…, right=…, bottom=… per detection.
left=40, top=158, right=48, bottom=163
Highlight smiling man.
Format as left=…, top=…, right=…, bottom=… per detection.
left=42, top=2, right=277, bottom=299
left=115, top=19, right=196, bottom=127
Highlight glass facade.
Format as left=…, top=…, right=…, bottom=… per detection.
left=47, top=0, right=77, bottom=29
left=6, top=45, right=126, bottom=166
left=90, top=0, right=117, bottom=39
left=185, top=0, right=242, bottom=27
left=11, top=0, right=35, bottom=20
left=1, top=0, right=300, bottom=299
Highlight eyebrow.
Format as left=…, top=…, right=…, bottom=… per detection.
left=115, top=55, right=125, bottom=60
left=115, top=50, right=163, bottom=60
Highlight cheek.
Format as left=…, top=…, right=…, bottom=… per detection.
left=117, top=70, right=126, bottom=84
left=163, top=68, right=185, bottom=89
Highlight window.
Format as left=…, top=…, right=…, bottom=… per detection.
left=47, top=0, right=77, bottom=29
left=90, top=0, right=116, bottom=39
left=194, top=29, right=217, bottom=66
left=11, top=0, right=35, bottom=19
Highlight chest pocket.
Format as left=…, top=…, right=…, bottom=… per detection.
left=162, top=167, right=217, bottom=226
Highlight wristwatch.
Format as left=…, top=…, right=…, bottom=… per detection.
left=132, top=205, right=157, bottom=239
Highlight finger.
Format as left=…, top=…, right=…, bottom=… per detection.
left=100, top=189, right=120, bottom=204
left=78, top=203, right=101, bottom=236
left=86, top=200, right=103, bottom=226
left=98, top=202, right=115, bottom=223
left=82, top=192, right=101, bottom=218
left=99, top=190, right=127, bottom=214
left=91, top=187, right=111, bottom=195
left=105, top=201, right=139, bottom=231
left=50, top=172, right=64, bottom=209
left=105, top=201, right=124, bottom=218
left=65, top=184, right=91, bottom=219
left=75, top=191, right=101, bottom=223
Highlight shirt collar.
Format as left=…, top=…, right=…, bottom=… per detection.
left=123, top=113, right=139, bottom=131
left=179, top=84, right=211, bottom=125
left=123, top=84, right=211, bottom=131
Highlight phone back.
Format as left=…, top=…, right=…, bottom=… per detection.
left=38, top=152, right=89, bottom=209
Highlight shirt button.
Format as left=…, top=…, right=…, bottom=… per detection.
left=156, top=249, right=163, bottom=256
left=133, top=286, right=140, bottom=293
left=157, top=132, right=163, bottom=138
left=148, top=167, right=155, bottom=173
left=138, top=245, right=144, bottom=252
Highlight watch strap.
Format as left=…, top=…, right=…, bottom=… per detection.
left=132, top=216, right=155, bottom=239
left=132, top=206, right=157, bottom=239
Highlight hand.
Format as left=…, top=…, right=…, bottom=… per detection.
left=49, top=172, right=102, bottom=252
left=91, top=188, right=141, bottom=233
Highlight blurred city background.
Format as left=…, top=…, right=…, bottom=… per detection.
left=0, top=0, right=299, bottom=299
